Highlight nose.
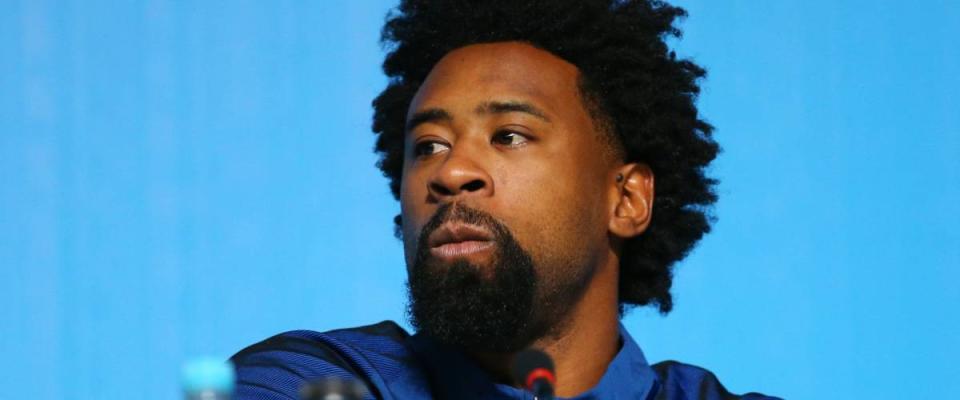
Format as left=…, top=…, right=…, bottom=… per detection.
left=427, top=147, right=493, bottom=201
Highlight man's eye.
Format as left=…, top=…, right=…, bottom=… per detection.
left=491, top=131, right=529, bottom=147
left=414, top=141, right=450, bottom=157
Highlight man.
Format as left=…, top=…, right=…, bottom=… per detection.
left=232, top=0, right=778, bottom=399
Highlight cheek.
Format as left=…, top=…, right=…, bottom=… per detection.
left=495, top=159, right=608, bottom=269
left=399, top=172, right=429, bottom=263
left=400, top=164, right=432, bottom=219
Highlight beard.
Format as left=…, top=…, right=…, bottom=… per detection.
left=406, top=203, right=584, bottom=353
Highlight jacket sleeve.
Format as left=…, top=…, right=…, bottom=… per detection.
left=230, top=331, right=377, bottom=400
left=652, top=360, right=782, bottom=400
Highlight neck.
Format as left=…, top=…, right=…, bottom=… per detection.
left=469, top=257, right=621, bottom=397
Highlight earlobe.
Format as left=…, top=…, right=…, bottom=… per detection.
left=609, top=163, right=655, bottom=239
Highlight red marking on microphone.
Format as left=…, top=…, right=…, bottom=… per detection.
left=525, top=367, right=556, bottom=389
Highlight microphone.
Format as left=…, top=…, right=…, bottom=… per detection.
left=511, top=349, right=556, bottom=400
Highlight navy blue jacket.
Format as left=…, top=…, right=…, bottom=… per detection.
left=232, top=321, right=779, bottom=399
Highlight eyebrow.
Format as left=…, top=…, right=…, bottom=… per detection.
left=477, top=101, right=551, bottom=122
left=406, top=108, right=452, bottom=132
left=405, top=100, right=550, bottom=133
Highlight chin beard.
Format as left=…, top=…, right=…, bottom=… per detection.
left=406, top=203, right=550, bottom=352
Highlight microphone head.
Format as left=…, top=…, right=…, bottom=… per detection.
left=511, top=349, right=556, bottom=390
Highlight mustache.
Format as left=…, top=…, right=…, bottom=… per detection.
left=415, top=203, right=510, bottom=253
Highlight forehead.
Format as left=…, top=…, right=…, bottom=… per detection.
left=408, top=42, right=584, bottom=118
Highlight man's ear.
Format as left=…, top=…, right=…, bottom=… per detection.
left=608, top=163, right=655, bottom=239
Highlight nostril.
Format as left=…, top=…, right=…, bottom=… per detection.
left=461, top=179, right=485, bottom=192
left=430, top=182, right=454, bottom=196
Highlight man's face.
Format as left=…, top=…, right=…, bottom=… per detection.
left=400, top=42, right=618, bottom=350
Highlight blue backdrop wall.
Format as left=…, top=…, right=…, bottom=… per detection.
left=2, top=1, right=958, bottom=398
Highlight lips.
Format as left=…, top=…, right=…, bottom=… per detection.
left=427, top=222, right=496, bottom=260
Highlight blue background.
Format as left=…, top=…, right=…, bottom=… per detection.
left=2, top=1, right=958, bottom=398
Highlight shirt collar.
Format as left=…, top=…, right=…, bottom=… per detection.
left=408, top=323, right=659, bottom=399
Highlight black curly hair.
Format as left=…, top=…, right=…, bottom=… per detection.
left=372, top=0, right=718, bottom=314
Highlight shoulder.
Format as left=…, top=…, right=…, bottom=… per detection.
left=651, top=360, right=782, bottom=400
left=230, top=321, right=415, bottom=400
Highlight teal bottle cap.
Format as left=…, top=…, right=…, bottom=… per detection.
left=181, top=357, right=236, bottom=393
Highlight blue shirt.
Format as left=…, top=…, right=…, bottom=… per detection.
left=231, top=321, right=779, bottom=399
